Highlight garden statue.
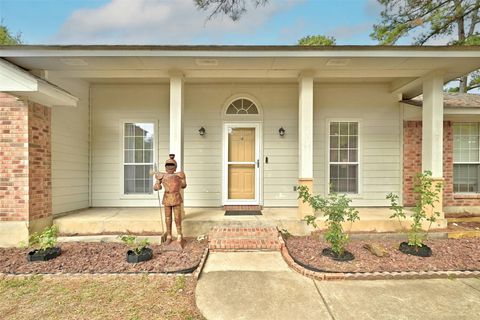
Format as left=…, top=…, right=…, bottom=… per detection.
left=154, top=154, right=187, bottom=247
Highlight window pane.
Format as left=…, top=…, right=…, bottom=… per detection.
left=330, top=122, right=339, bottom=135
left=330, top=164, right=358, bottom=193
left=144, top=150, right=153, bottom=163
left=339, top=150, right=349, bottom=162
left=330, top=165, right=339, bottom=179
left=330, top=136, right=339, bottom=148
left=454, top=164, right=479, bottom=193
left=144, top=136, right=153, bottom=150
left=125, top=137, right=134, bottom=149
left=348, top=136, right=357, bottom=148
left=339, top=164, right=348, bottom=178
left=339, top=123, right=349, bottom=135
left=124, top=179, right=135, bottom=194
left=135, top=165, right=145, bottom=179
left=125, top=150, right=134, bottom=163
left=124, top=166, right=134, bottom=180
left=349, top=122, right=358, bottom=135
left=135, top=137, right=144, bottom=149
left=349, top=149, right=358, bottom=162
left=125, top=123, right=134, bottom=136
left=339, top=136, right=348, bottom=148
left=330, top=149, right=339, bottom=162
left=348, top=178, right=358, bottom=193
left=135, top=150, right=143, bottom=163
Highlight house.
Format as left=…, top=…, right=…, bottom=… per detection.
left=1, top=45, right=480, bottom=247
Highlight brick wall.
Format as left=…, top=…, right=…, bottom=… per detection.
left=28, top=103, right=52, bottom=220
left=403, top=120, right=480, bottom=207
left=0, top=93, right=51, bottom=223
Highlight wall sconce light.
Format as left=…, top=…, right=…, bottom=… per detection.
left=199, top=126, right=206, bottom=136
left=278, top=127, right=286, bottom=137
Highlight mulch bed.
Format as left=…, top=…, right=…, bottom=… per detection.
left=285, top=236, right=480, bottom=273
left=0, top=238, right=207, bottom=274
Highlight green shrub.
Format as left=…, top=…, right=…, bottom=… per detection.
left=298, top=186, right=359, bottom=256
left=29, top=226, right=59, bottom=251
left=386, top=170, right=442, bottom=247
left=119, top=235, right=150, bottom=255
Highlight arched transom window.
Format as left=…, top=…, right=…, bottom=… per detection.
left=226, top=98, right=259, bottom=115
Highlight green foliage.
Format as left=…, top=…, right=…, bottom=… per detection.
left=386, top=170, right=442, bottom=247
left=371, top=1, right=480, bottom=92
left=29, top=226, right=59, bottom=251
left=119, top=235, right=150, bottom=255
left=195, top=0, right=268, bottom=21
left=371, top=1, right=480, bottom=45
left=298, top=185, right=360, bottom=256
left=0, top=24, right=22, bottom=45
left=297, top=35, right=336, bottom=46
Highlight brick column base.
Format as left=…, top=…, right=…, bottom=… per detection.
left=0, top=93, right=52, bottom=247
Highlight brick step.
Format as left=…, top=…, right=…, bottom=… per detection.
left=208, top=227, right=282, bottom=251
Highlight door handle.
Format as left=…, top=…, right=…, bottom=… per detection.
left=256, top=159, right=260, bottom=168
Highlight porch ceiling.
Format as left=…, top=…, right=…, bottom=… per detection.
left=2, top=45, right=480, bottom=98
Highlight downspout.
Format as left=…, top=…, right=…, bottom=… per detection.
left=399, top=95, right=404, bottom=206
left=88, top=85, right=93, bottom=208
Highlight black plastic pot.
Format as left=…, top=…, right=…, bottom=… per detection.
left=322, top=248, right=355, bottom=261
left=399, top=242, right=432, bottom=257
left=126, top=247, right=153, bottom=263
left=27, top=247, right=61, bottom=262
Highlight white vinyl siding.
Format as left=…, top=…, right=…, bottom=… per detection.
left=89, top=82, right=401, bottom=208
left=91, top=84, right=169, bottom=207
left=314, top=84, right=401, bottom=207
left=183, top=84, right=298, bottom=207
left=453, top=123, right=480, bottom=193
left=51, top=77, right=90, bottom=214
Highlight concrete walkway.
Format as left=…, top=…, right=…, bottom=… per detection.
left=195, top=252, right=480, bottom=320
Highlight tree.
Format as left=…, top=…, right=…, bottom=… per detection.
left=194, top=0, right=268, bottom=21
left=0, top=24, right=22, bottom=45
left=298, top=35, right=336, bottom=46
left=372, top=0, right=480, bottom=93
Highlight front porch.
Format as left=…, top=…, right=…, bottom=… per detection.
left=52, top=207, right=439, bottom=237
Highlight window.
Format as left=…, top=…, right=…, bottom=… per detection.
left=453, top=123, right=480, bottom=193
left=123, top=122, right=154, bottom=194
left=329, top=121, right=359, bottom=193
left=226, top=98, right=259, bottom=115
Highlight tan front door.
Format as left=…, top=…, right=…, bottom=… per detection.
left=228, top=128, right=256, bottom=199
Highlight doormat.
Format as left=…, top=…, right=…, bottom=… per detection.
left=224, top=211, right=262, bottom=216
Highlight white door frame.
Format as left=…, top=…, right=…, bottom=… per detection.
left=222, top=122, right=263, bottom=205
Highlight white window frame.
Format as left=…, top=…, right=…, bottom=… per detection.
left=453, top=122, right=480, bottom=194
left=326, top=119, right=361, bottom=196
left=119, top=120, right=158, bottom=199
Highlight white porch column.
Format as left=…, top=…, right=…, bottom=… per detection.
left=298, top=72, right=314, bottom=218
left=421, top=72, right=445, bottom=223
left=422, top=72, right=443, bottom=177
left=169, top=72, right=184, bottom=171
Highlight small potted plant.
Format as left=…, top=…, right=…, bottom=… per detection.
left=119, top=235, right=153, bottom=263
left=298, top=185, right=360, bottom=261
left=27, top=225, right=61, bottom=262
left=387, top=170, right=442, bottom=257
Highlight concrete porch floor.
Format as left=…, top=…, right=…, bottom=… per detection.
left=53, top=207, right=447, bottom=237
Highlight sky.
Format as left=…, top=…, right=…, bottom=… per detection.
left=0, top=0, right=391, bottom=45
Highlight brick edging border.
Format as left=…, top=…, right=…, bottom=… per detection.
left=280, top=243, right=480, bottom=281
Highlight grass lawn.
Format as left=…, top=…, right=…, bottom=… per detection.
left=0, top=274, right=204, bottom=320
